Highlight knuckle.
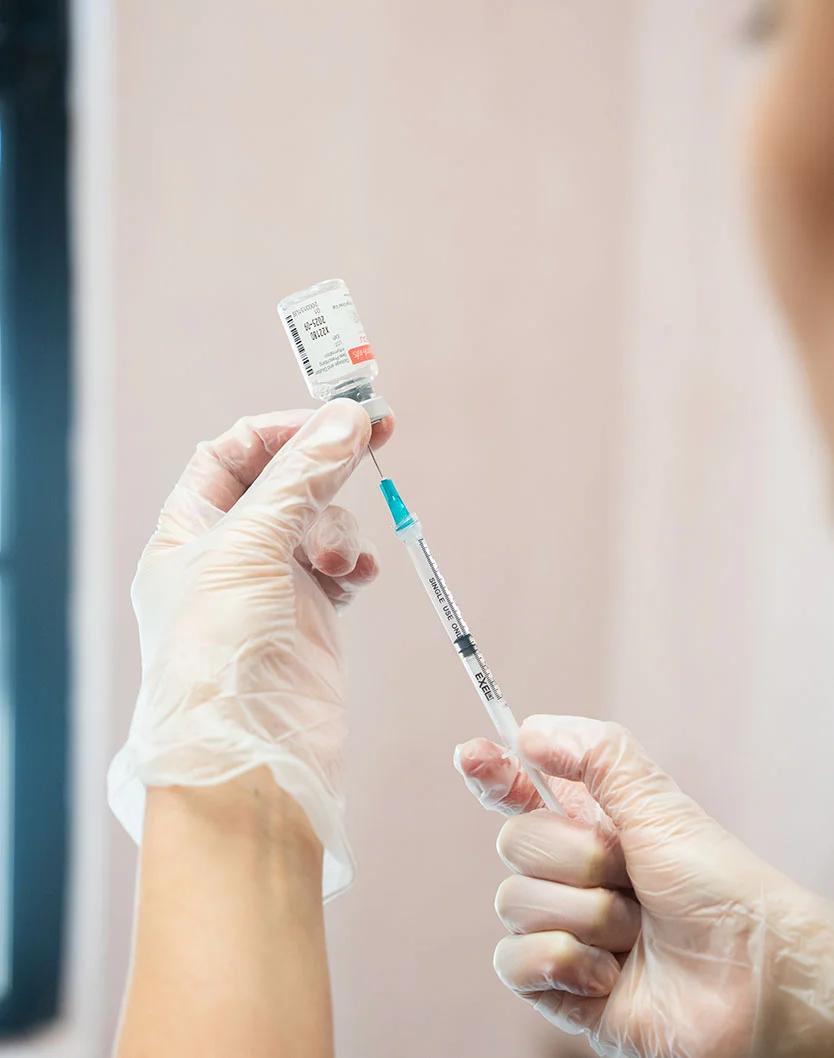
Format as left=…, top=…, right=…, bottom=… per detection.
left=319, top=506, right=359, bottom=541
left=581, top=723, right=626, bottom=788
left=601, top=719, right=627, bottom=739
left=542, top=932, right=576, bottom=982
left=599, top=719, right=637, bottom=751
left=589, top=886, right=616, bottom=934
left=580, top=836, right=608, bottom=887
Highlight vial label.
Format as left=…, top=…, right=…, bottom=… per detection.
left=282, top=288, right=374, bottom=382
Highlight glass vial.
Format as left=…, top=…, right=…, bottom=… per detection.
left=278, top=278, right=391, bottom=422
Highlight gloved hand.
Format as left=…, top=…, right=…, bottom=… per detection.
left=455, top=717, right=834, bottom=1058
left=109, top=400, right=392, bottom=900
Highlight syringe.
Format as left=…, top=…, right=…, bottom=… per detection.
left=372, top=462, right=563, bottom=815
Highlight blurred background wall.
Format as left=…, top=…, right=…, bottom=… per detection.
left=8, top=1, right=834, bottom=1056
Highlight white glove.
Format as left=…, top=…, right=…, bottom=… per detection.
left=455, top=716, right=834, bottom=1057
left=109, top=400, right=389, bottom=899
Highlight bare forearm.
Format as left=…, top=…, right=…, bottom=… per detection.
left=116, top=771, right=333, bottom=1058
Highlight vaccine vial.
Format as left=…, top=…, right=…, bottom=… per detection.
left=278, top=279, right=391, bottom=423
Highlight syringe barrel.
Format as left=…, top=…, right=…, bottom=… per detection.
left=459, top=661, right=520, bottom=750
left=399, top=522, right=470, bottom=644
left=400, top=523, right=513, bottom=735
left=397, top=521, right=565, bottom=816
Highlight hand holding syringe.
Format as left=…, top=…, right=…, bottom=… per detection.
left=369, top=452, right=564, bottom=815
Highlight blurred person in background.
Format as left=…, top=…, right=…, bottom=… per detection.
left=111, top=1, right=834, bottom=1057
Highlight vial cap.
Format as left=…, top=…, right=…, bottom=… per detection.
left=359, top=395, right=392, bottom=424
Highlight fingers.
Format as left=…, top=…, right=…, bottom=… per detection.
left=185, top=410, right=313, bottom=510
left=497, top=811, right=630, bottom=890
left=495, top=874, right=640, bottom=952
left=152, top=405, right=395, bottom=550
left=312, top=540, right=381, bottom=611
left=295, top=506, right=380, bottom=609
left=302, top=506, right=361, bottom=577
left=155, top=410, right=314, bottom=544
left=369, top=413, right=395, bottom=450
left=494, top=930, right=620, bottom=999
left=453, top=737, right=610, bottom=827
left=519, top=715, right=694, bottom=831
left=454, top=738, right=545, bottom=815
left=229, top=400, right=371, bottom=558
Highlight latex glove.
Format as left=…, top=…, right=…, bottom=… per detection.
left=455, top=717, right=834, bottom=1058
left=109, top=400, right=392, bottom=900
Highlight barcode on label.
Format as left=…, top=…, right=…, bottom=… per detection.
left=286, top=315, right=314, bottom=376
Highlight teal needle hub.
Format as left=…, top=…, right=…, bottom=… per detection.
left=380, top=478, right=415, bottom=531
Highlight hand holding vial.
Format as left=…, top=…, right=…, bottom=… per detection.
left=109, top=400, right=392, bottom=899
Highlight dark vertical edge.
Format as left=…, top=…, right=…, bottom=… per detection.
left=0, top=0, right=70, bottom=1033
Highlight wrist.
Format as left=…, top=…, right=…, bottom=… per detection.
left=145, top=770, right=324, bottom=892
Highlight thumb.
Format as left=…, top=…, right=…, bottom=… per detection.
left=518, top=716, right=692, bottom=831
left=227, top=399, right=371, bottom=557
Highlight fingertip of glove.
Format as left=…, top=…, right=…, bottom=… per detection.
left=310, top=400, right=372, bottom=452
left=453, top=738, right=487, bottom=776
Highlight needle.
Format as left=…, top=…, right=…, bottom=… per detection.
left=368, top=447, right=383, bottom=478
